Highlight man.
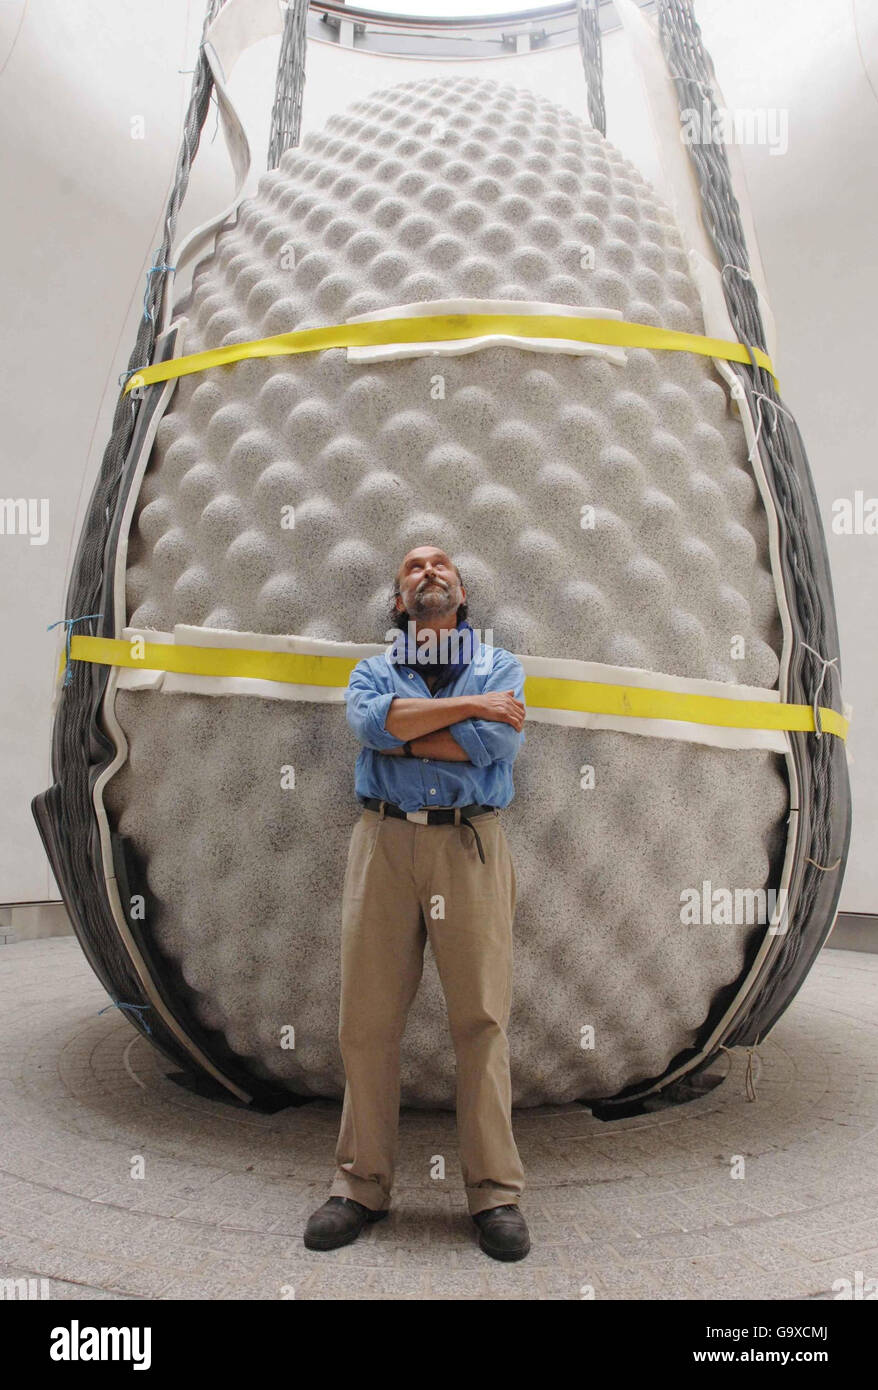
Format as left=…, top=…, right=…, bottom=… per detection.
left=303, top=545, right=530, bottom=1262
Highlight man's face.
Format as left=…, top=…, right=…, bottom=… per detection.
left=395, top=547, right=464, bottom=622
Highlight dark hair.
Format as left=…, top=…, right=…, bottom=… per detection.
left=389, top=560, right=468, bottom=632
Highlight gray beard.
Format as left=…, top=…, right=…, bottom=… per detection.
left=410, top=588, right=456, bottom=620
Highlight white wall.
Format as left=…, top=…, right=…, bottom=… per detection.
left=1, top=0, right=874, bottom=908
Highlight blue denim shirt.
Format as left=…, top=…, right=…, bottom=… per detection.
left=344, top=640, right=526, bottom=812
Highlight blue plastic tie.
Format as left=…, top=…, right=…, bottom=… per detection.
left=142, top=254, right=177, bottom=323
left=98, top=1001, right=153, bottom=1036
left=118, top=366, right=146, bottom=390
left=47, top=614, right=103, bottom=686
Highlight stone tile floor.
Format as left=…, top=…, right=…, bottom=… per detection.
left=0, top=938, right=876, bottom=1300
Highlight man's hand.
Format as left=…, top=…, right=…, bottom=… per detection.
left=468, top=689, right=526, bottom=732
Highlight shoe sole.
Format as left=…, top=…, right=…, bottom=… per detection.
left=476, top=1231, right=531, bottom=1262
left=303, top=1207, right=388, bottom=1251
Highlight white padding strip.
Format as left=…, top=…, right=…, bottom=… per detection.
left=522, top=650, right=785, bottom=751
left=115, top=625, right=786, bottom=752
left=526, top=706, right=784, bottom=752
left=345, top=298, right=628, bottom=366
left=115, top=624, right=386, bottom=703
left=174, top=624, right=376, bottom=659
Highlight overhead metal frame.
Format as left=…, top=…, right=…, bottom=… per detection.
left=307, top=0, right=656, bottom=60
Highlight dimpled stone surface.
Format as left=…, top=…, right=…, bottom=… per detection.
left=104, top=75, right=788, bottom=1106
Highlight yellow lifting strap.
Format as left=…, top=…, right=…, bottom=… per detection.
left=122, top=313, right=780, bottom=394
left=61, top=636, right=848, bottom=740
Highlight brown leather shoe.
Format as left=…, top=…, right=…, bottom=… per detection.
left=472, top=1204, right=530, bottom=1261
left=303, top=1196, right=388, bottom=1251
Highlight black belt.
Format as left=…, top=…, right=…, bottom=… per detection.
left=359, top=797, right=498, bottom=864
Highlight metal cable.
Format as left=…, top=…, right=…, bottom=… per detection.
left=576, top=0, right=606, bottom=136
left=267, top=0, right=310, bottom=171
left=39, top=0, right=231, bottom=1063
left=654, top=0, right=846, bottom=1042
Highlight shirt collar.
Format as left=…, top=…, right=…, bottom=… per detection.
left=390, top=617, right=477, bottom=692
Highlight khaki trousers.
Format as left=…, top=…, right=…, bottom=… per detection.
left=329, top=803, right=525, bottom=1217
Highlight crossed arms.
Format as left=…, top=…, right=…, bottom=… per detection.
left=344, top=651, right=527, bottom=766
left=378, top=726, right=473, bottom=762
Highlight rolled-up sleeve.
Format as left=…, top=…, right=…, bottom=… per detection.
left=344, top=660, right=407, bottom=750
left=447, top=651, right=526, bottom=767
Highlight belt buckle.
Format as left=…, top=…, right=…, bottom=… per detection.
left=405, top=809, right=430, bottom=824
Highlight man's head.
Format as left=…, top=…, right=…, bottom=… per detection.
left=390, top=545, right=467, bottom=632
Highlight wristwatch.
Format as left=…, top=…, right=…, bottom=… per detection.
left=403, top=740, right=415, bottom=757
